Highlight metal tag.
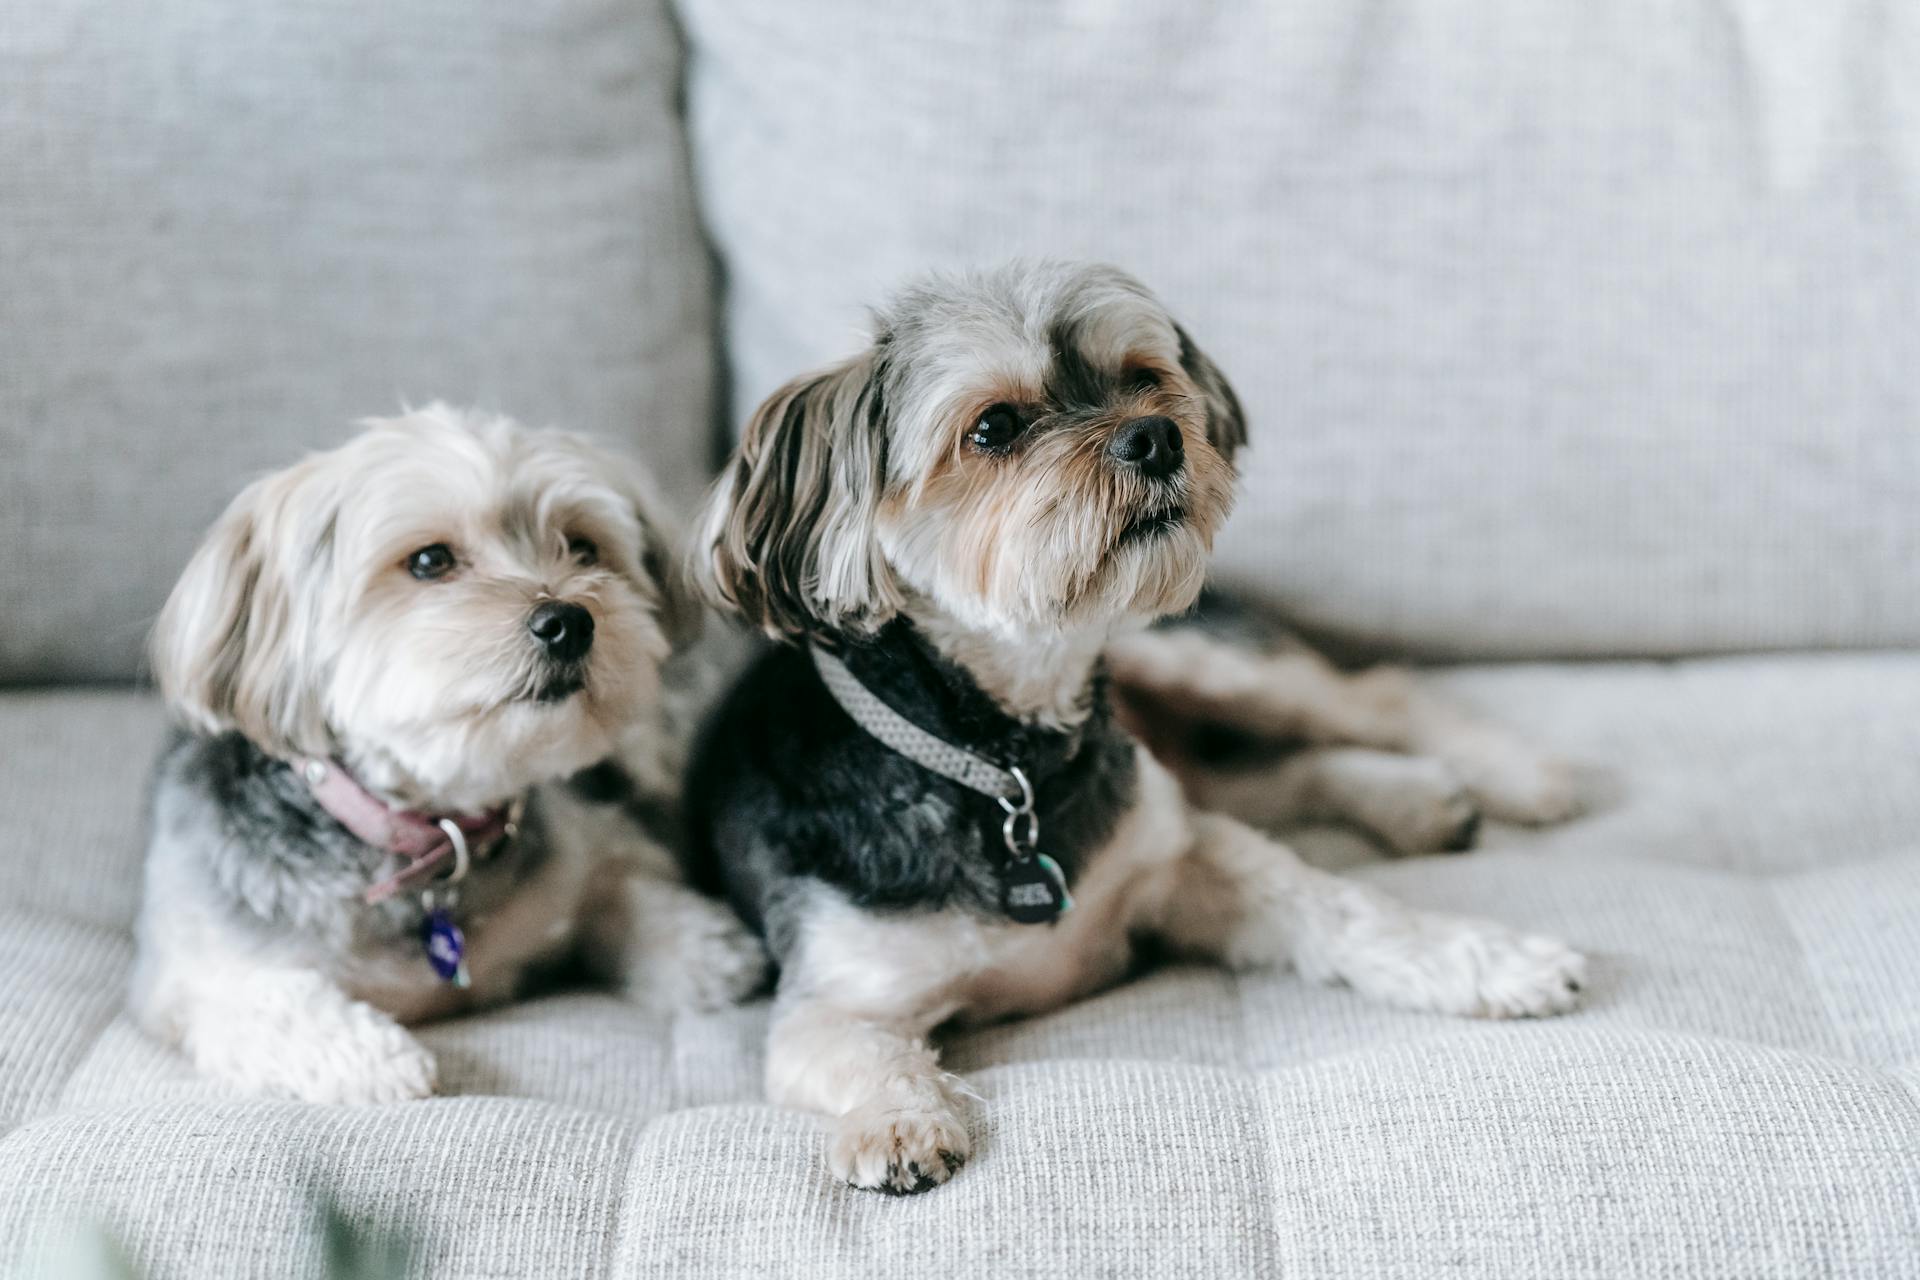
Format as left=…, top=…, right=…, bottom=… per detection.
left=1002, top=851, right=1072, bottom=925
left=996, top=765, right=1071, bottom=924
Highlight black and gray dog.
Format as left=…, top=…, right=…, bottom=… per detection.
left=687, top=260, right=1586, bottom=1194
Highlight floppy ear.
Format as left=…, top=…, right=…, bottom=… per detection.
left=693, top=351, right=897, bottom=639
left=150, top=462, right=333, bottom=756
left=629, top=491, right=703, bottom=651
left=1175, top=323, right=1248, bottom=460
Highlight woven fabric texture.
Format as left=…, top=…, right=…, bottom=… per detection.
left=0, top=0, right=714, bottom=682
left=810, top=647, right=1021, bottom=799
left=3, top=654, right=1917, bottom=1276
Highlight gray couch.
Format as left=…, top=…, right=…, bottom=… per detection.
left=4, top=3, right=1917, bottom=1275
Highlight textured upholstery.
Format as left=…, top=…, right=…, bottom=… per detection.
left=8, top=4, right=1919, bottom=1274
left=678, top=0, right=1920, bottom=659
left=4, top=656, right=1917, bottom=1276
left=0, top=0, right=714, bottom=682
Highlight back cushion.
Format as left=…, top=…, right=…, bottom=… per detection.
left=0, top=0, right=713, bottom=681
left=678, top=0, right=1920, bottom=659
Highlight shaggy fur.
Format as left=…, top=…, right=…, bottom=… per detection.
left=688, top=261, right=1587, bottom=1195
left=133, top=405, right=765, bottom=1105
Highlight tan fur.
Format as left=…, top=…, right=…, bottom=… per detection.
left=693, top=262, right=1586, bottom=1195
left=1108, top=629, right=1582, bottom=828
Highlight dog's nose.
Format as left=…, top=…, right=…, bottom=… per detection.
left=1109, top=416, right=1184, bottom=479
left=527, top=601, right=594, bottom=662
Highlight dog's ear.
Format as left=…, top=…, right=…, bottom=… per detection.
left=1175, top=323, right=1247, bottom=460
left=629, top=490, right=703, bottom=651
left=693, top=351, right=898, bottom=639
left=150, top=461, right=333, bottom=757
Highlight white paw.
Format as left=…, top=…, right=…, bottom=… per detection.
left=1403, top=916, right=1587, bottom=1019
left=675, top=914, right=772, bottom=1012
left=299, top=1021, right=439, bottom=1105
left=1309, top=888, right=1587, bottom=1020
left=622, top=898, right=770, bottom=1013
left=184, top=977, right=438, bottom=1105
left=827, top=1099, right=972, bottom=1195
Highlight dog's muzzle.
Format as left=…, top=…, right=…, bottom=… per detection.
left=1108, top=415, right=1184, bottom=480
left=528, top=601, right=594, bottom=662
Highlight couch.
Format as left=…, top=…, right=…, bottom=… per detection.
left=3, top=2, right=1916, bottom=1275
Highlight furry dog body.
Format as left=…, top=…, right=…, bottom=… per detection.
left=690, top=621, right=1138, bottom=947
left=134, top=406, right=764, bottom=1104
left=689, top=262, right=1587, bottom=1194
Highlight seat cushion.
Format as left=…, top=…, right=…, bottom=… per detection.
left=0, top=0, right=714, bottom=682
left=676, top=0, right=1920, bottom=660
left=3, top=653, right=1917, bottom=1275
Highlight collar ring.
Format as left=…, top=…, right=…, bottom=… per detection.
left=436, top=818, right=472, bottom=885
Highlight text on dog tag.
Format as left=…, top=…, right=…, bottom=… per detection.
left=1002, top=852, right=1073, bottom=925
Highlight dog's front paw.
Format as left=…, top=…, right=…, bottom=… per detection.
left=676, top=914, right=772, bottom=1012
left=1411, top=917, right=1587, bottom=1019
left=828, top=1100, right=972, bottom=1195
left=309, top=1021, right=440, bottom=1105
left=620, top=895, right=771, bottom=1013
left=184, top=980, right=438, bottom=1105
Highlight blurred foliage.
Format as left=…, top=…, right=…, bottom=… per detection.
left=34, top=1202, right=413, bottom=1280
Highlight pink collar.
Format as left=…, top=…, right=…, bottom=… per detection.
left=294, top=758, right=516, bottom=905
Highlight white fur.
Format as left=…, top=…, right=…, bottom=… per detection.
left=135, top=406, right=762, bottom=1105
left=769, top=751, right=1584, bottom=1190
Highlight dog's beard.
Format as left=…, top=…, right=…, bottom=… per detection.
left=322, top=585, right=666, bottom=810
left=880, top=435, right=1233, bottom=639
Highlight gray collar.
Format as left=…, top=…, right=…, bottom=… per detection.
left=811, top=645, right=1026, bottom=801
left=810, top=645, right=1073, bottom=921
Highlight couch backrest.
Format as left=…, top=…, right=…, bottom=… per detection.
left=679, top=0, right=1920, bottom=659
left=0, top=0, right=714, bottom=683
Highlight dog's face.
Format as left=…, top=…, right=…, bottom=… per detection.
left=153, top=405, right=694, bottom=808
left=699, top=261, right=1244, bottom=641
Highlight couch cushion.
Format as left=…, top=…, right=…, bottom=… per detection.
left=0, top=0, right=714, bottom=682
left=3, top=653, right=1917, bottom=1276
left=677, top=1, right=1920, bottom=659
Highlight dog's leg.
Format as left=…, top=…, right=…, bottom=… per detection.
left=766, top=997, right=971, bottom=1195
left=1110, top=629, right=1408, bottom=744
left=163, top=967, right=437, bottom=1104
left=1192, top=746, right=1480, bottom=855
left=575, top=868, right=769, bottom=1012
left=1153, top=813, right=1585, bottom=1018
left=1109, top=630, right=1578, bottom=825
left=1394, top=691, right=1582, bottom=826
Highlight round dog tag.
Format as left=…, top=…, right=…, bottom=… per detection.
left=422, top=907, right=471, bottom=987
left=1002, top=852, right=1073, bottom=925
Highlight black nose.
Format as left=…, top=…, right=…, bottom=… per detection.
left=1109, top=416, right=1184, bottom=479
left=527, top=601, right=594, bottom=662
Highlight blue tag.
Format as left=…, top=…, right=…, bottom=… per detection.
left=422, top=908, right=470, bottom=987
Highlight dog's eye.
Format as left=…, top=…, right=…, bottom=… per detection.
left=407, top=544, right=456, bottom=581
left=568, top=536, right=599, bottom=566
left=1124, top=366, right=1163, bottom=392
left=969, top=404, right=1026, bottom=453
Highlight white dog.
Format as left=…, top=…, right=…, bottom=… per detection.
left=133, top=405, right=765, bottom=1105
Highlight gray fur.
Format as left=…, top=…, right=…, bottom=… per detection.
left=140, top=728, right=559, bottom=993
left=696, top=260, right=1244, bottom=644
